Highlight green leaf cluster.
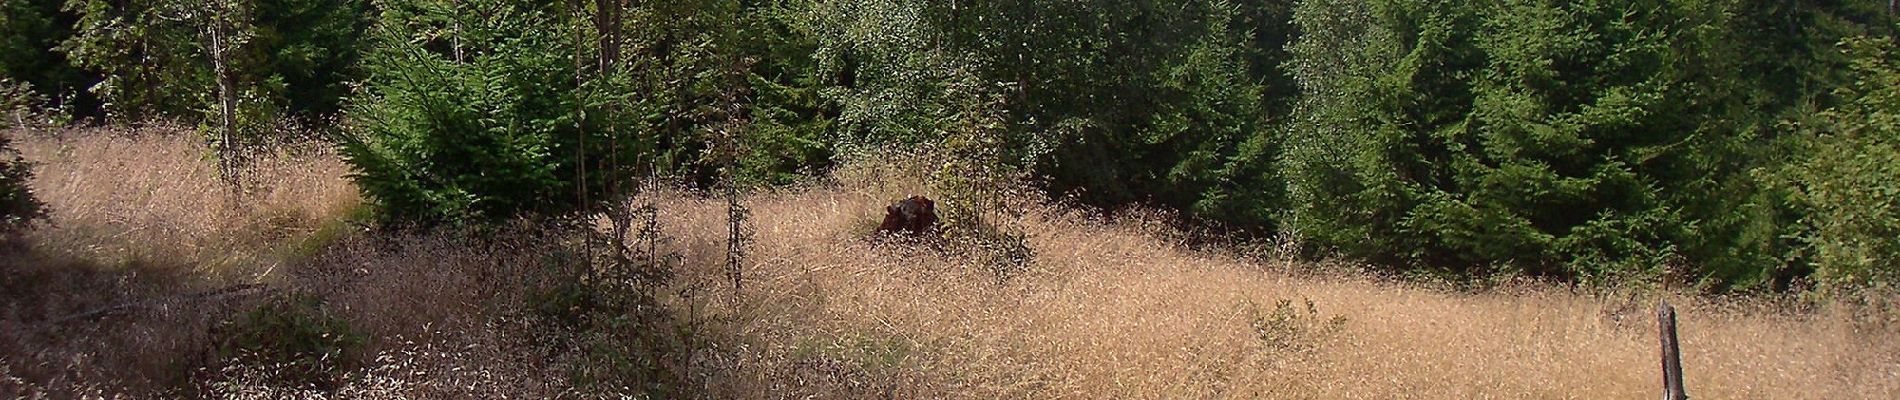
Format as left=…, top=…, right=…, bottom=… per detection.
left=1782, top=36, right=1900, bottom=291
left=341, top=0, right=598, bottom=225
left=0, top=129, right=44, bottom=235
left=1283, top=0, right=1810, bottom=287
left=9, top=0, right=1900, bottom=292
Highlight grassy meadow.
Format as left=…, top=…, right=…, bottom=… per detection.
left=1, top=127, right=1896, bottom=398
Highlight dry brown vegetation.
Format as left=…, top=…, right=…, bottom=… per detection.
left=2, top=127, right=1897, bottom=398
left=11, top=125, right=358, bottom=278
left=1, top=126, right=361, bottom=396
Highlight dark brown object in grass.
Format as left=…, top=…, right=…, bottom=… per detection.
left=877, top=195, right=938, bottom=236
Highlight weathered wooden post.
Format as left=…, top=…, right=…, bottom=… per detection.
left=1659, top=299, right=1688, bottom=400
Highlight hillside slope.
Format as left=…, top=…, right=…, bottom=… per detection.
left=2, top=128, right=1895, bottom=398
left=669, top=165, right=1899, bottom=399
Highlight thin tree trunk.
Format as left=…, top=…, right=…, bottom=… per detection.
left=1659, top=299, right=1688, bottom=400
left=208, top=5, right=240, bottom=189
left=720, top=59, right=749, bottom=295
left=452, top=0, right=464, bottom=62
left=135, top=2, right=152, bottom=123
left=595, top=0, right=629, bottom=262
left=595, top=0, right=620, bottom=73
left=569, top=0, right=594, bottom=281
left=726, top=174, right=744, bottom=293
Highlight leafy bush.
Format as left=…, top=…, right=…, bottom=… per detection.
left=1784, top=36, right=1900, bottom=292
left=216, top=294, right=365, bottom=389
left=1, top=0, right=95, bottom=123
left=339, top=0, right=638, bottom=225
left=1247, top=298, right=1347, bottom=353
left=2, top=77, right=54, bottom=129
left=1281, top=0, right=1777, bottom=286
left=0, top=128, right=44, bottom=235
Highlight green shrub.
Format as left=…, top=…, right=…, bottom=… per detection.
left=1280, top=0, right=1773, bottom=287
left=338, top=0, right=637, bottom=225
left=1246, top=298, right=1347, bottom=352
left=1784, top=36, right=1900, bottom=292
left=216, top=294, right=364, bottom=389
left=0, top=129, right=43, bottom=236
left=526, top=256, right=684, bottom=397
left=1, top=77, right=53, bottom=128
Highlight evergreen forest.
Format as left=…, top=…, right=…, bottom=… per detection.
left=6, top=0, right=1900, bottom=292
left=6, top=0, right=1900, bottom=396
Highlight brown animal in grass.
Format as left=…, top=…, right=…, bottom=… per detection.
left=877, top=195, right=938, bottom=236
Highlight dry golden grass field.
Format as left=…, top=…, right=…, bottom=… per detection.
left=2, top=127, right=1897, bottom=398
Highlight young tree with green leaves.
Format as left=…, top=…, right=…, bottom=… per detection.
left=0, top=129, right=44, bottom=236
left=1282, top=0, right=1789, bottom=287
left=1783, top=35, right=1900, bottom=292
left=2, top=0, right=95, bottom=122
left=59, top=0, right=205, bottom=121
left=342, top=0, right=702, bottom=226
left=344, top=0, right=584, bottom=224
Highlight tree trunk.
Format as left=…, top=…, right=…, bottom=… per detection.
left=1659, top=299, right=1688, bottom=400
left=595, top=0, right=620, bottom=73
left=208, top=6, right=240, bottom=189
left=597, top=0, right=627, bottom=262
left=568, top=0, right=594, bottom=279
left=452, top=0, right=464, bottom=62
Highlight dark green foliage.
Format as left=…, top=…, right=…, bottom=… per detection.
left=929, top=0, right=1287, bottom=231
left=1, top=0, right=96, bottom=121
left=730, top=0, right=836, bottom=186
left=253, top=0, right=372, bottom=118
left=15, top=0, right=1899, bottom=292
left=339, top=0, right=617, bottom=225
left=57, top=0, right=207, bottom=121
left=0, top=130, right=45, bottom=235
left=47, top=0, right=369, bottom=127
left=1281, top=0, right=1787, bottom=285
left=1728, top=0, right=1894, bottom=118
left=1783, top=36, right=1900, bottom=291
left=216, top=294, right=365, bottom=389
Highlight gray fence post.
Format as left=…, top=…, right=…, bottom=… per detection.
left=1659, top=299, right=1688, bottom=400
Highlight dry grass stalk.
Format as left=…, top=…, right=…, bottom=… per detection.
left=10, top=125, right=358, bottom=281
left=660, top=160, right=1900, bottom=399
left=3, top=126, right=358, bottom=397
left=3, top=127, right=1896, bottom=399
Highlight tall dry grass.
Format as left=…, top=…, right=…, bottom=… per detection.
left=3, top=127, right=1896, bottom=398
left=10, top=125, right=359, bottom=280
left=3, top=126, right=660, bottom=398
left=657, top=162, right=1900, bottom=399
left=2, top=126, right=360, bottom=397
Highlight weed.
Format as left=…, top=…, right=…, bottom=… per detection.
left=1246, top=298, right=1348, bottom=353
left=214, top=294, right=364, bottom=390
